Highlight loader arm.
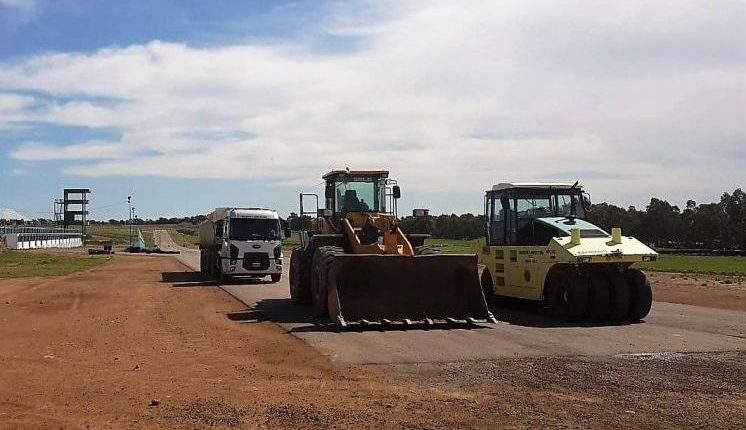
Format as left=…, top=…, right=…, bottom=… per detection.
left=341, top=213, right=415, bottom=256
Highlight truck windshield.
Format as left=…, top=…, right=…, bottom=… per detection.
left=334, top=179, right=384, bottom=213
left=229, top=218, right=281, bottom=241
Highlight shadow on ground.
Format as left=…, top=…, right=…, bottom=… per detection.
left=489, top=297, right=641, bottom=328
left=226, top=298, right=492, bottom=334
left=161, top=272, right=275, bottom=288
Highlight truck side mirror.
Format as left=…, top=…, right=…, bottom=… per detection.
left=582, top=194, right=591, bottom=211
left=392, top=185, right=401, bottom=199
left=284, top=228, right=292, bottom=239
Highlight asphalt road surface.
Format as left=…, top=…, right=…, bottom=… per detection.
left=155, top=231, right=746, bottom=365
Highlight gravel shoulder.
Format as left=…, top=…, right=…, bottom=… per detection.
left=0, top=256, right=743, bottom=429
left=649, top=271, right=746, bottom=311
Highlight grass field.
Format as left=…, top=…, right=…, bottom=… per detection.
left=635, top=255, right=746, bottom=276
left=424, top=238, right=477, bottom=254
left=84, top=224, right=200, bottom=248
left=0, top=251, right=108, bottom=279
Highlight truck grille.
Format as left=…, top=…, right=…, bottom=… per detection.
left=242, top=252, right=270, bottom=271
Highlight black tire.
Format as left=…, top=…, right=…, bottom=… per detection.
left=625, top=269, right=653, bottom=320
left=480, top=268, right=497, bottom=306
left=310, top=246, right=343, bottom=317
left=289, top=249, right=311, bottom=305
left=546, top=268, right=589, bottom=321
left=215, top=254, right=225, bottom=282
left=586, top=271, right=611, bottom=320
left=606, top=271, right=632, bottom=320
left=415, top=245, right=438, bottom=255
left=271, top=273, right=281, bottom=283
left=199, top=250, right=205, bottom=274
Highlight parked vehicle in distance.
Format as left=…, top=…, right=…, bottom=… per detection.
left=199, top=207, right=290, bottom=282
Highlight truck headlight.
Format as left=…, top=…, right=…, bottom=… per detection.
left=642, top=255, right=657, bottom=262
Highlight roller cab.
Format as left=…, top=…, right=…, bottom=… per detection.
left=478, top=182, right=656, bottom=321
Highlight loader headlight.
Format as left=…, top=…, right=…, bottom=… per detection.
left=642, top=255, right=657, bottom=262
left=576, top=256, right=592, bottom=264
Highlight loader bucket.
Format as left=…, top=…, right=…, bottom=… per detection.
left=326, top=254, right=495, bottom=327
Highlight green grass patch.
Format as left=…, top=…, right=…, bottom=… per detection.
left=634, top=255, right=746, bottom=276
left=85, top=224, right=200, bottom=248
left=424, top=238, right=476, bottom=254
left=0, top=251, right=108, bottom=279
left=166, top=228, right=199, bottom=249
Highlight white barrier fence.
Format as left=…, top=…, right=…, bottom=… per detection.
left=3, top=232, right=83, bottom=250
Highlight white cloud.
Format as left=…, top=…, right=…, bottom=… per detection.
left=0, top=0, right=744, bottom=207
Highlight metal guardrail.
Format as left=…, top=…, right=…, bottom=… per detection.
left=0, top=226, right=74, bottom=235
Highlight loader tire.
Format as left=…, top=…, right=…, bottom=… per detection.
left=586, top=271, right=611, bottom=320
left=606, top=271, right=632, bottom=320
left=310, top=246, right=343, bottom=317
left=289, top=249, right=311, bottom=305
left=480, top=268, right=497, bottom=306
left=625, top=269, right=653, bottom=320
left=546, top=268, right=589, bottom=321
left=415, top=246, right=438, bottom=255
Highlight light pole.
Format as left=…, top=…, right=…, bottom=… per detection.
left=127, top=196, right=132, bottom=249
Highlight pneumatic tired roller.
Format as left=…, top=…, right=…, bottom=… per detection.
left=289, top=169, right=495, bottom=327
left=478, top=182, right=656, bottom=321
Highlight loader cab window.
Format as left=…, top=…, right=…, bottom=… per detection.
left=333, top=178, right=384, bottom=215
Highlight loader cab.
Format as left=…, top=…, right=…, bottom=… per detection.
left=322, top=170, right=397, bottom=225
left=485, top=182, right=591, bottom=246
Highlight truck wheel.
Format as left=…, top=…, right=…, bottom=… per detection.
left=271, top=273, right=281, bottom=283
left=480, top=268, right=497, bottom=306
left=625, top=269, right=653, bottom=320
left=586, top=271, right=611, bottom=320
left=199, top=250, right=205, bottom=274
left=289, top=250, right=311, bottom=305
left=606, top=271, right=632, bottom=320
left=546, top=269, right=589, bottom=321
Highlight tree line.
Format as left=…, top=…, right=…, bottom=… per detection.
left=5, top=188, right=744, bottom=250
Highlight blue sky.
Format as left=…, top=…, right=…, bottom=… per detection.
left=1, top=0, right=744, bottom=221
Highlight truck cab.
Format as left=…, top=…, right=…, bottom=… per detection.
left=199, top=208, right=290, bottom=282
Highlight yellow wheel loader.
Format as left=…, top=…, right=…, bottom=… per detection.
left=289, top=169, right=495, bottom=327
left=477, top=182, right=656, bottom=321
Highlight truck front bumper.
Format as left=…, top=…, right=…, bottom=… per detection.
left=221, top=254, right=283, bottom=276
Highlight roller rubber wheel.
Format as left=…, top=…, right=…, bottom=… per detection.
left=546, top=268, right=589, bottom=321
left=625, top=269, right=653, bottom=320
left=586, top=271, right=611, bottom=320
left=289, top=249, right=311, bottom=305
left=310, top=246, right=343, bottom=317
left=270, top=273, right=281, bottom=283
left=606, top=271, right=632, bottom=320
left=480, top=268, right=497, bottom=306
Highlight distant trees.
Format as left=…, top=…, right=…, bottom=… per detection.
left=586, top=188, right=746, bottom=249
left=5, top=188, right=743, bottom=250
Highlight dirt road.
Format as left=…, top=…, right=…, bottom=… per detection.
left=1, top=255, right=744, bottom=429
left=167, top=238, right=746, bottom=365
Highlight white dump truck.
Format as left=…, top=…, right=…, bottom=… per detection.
left=198, top=208, right=290, bottom=282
